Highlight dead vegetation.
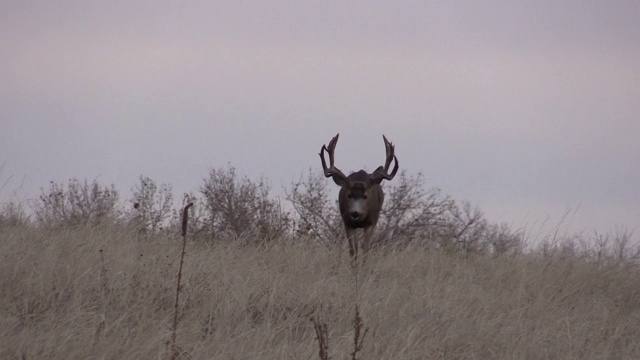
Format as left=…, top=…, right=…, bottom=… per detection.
left=1, top=169, right=639, bottom=359
left=1, top=219, right=640, bottom=359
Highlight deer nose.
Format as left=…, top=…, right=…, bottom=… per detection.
left=350, top=211, right=361, bottom=220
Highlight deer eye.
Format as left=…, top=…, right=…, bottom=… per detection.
left=362, top=194, right=368, bottom=199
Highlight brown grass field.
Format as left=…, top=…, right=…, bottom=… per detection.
left=2, top=223, right=640, bottom=359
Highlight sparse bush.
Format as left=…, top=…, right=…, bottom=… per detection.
left=126, top=176, right=174, bottom=234
left=286, top=170, right=343, bottom=243
left=287, top=170, right=523, bottom=254
left=34, top=179, right=118, bottom=227
left=376, top=171, right=455, bottom=244
left=485, top=222, right=524, bottom=256
left=199, top=164, right=291, bottom=241
left=437, top=200, right=488, bottom=252
left=0, top=200, right=28, bottom=227
left=540, top=228, right=639, bottom=263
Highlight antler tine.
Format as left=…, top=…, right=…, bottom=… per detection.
left=382, top=135, right=395, bottom=172
left=320, top=145, right=329, bottom=174
left=326, top=133, right=340, bottom=168
left=371, top=135, right=399, bottom=182
left=319, top=134, right=348, bottom=183
left=388, top=154, right=399, bottom=178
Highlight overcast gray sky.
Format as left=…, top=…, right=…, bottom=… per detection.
left=1, top=1, right=639, bottom=239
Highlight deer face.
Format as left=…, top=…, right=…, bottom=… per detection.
left=344, top=182, right=368, bottom=221
left=336, top=171, right=383, bottom=227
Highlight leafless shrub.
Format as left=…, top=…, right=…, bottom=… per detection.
left=286, top=170, right=343, bottom=244
left=438, top=200, right=489, bottom=253
left=126, top=176, right=174, bottom=234
left=200, top=164, right=290, bottom=241
left=546, top=228, right=640, bottom=264
left=486, top=223, right=524, bottom=256
left=0, top=200, right=28, bottom=227
left=34, top=179, right=118, bottom=227
left=376, top=171, right=454, bottom=244
left=289, top=170, right=523, bottom=254
left=611, top=228, right=640, bottom=262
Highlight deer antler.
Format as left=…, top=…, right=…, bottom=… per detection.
left=371, top=135, right=399, bottom=183
left=319, top=133, right=349, bottom=186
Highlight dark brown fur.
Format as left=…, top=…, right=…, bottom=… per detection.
left=320, top=134, right=399, bottom=259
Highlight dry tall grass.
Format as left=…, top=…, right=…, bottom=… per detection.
left=2, top=222, right=640, bottom=359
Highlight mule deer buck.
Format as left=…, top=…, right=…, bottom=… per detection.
left=319, top=133, right=399, bottom=259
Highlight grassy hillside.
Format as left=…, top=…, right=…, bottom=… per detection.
left=2, top=223, right=640, bottom=359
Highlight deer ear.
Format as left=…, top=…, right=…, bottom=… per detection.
left=332, top=175, right=348, bottom=187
